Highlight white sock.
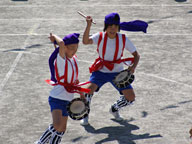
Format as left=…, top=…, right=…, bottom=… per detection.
left=49, top=131, right=64, bottom=144
left=112, top=96, right=133, bottom=112
left=37, top=124, right=55, bottom=144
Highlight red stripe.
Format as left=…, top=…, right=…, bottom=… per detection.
left=121, top=34, right=126, bottom=57
left=55, top=57, right=77, bottom=84
left=64, top=58, right=68, bottom=83
left=102, top=32, right=108, bottom=59
left=97, top=32, right=103, bottom=53
left=68, top=58, right=74, bottom=84
left=55, top=60, right=60, bottom=81
left=113, top=34, right=119, bottom=61
left=73, top=57, right=78, bottom=81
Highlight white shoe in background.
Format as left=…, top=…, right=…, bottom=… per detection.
left=80, top=116, right=89, bottom=126
left=109, top=107, right=123, bottom=121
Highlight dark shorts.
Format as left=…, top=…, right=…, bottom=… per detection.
left=48, top=96, right=70, bottom=116
left=89, top=71, right=133, bottom=95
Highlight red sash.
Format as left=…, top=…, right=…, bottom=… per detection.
left=89, top=32, right=134, bottom=73
left=46, top=56, right=90, bottom=94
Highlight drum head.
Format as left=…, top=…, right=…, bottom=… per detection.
left=67, top=98, right=90, bottom=120
left=113, top=70, right=135, bottom=88
left=70, top=100, right=85, bottom=114
left=114, top=70, right=128, bottom=82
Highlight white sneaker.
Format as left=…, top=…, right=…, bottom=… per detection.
left=34, top=140, right=49, bottom=144
left=109, top=107, right=123, bottom=121
left=80, top=116, right=89, bottom=126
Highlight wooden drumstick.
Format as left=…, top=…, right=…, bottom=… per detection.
left=77, top=11, right=96, bottom=24
left=50, top=33, right=57, bottom=49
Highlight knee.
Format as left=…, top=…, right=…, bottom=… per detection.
left=129, top=95, right=135, bottom=101
left=88, top=90, right=95, bottom=95
left=123, top=90, right=135, bottom=101
left=53, top=121, right=67, bottom=133
left=53, top=124, right=66, bottom=133
left=87, top=83, right=98, bottom=94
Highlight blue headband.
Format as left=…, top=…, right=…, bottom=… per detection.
left=105, top=13, right=148, bottom=33
left=54, top=33, right=80, bottom=45
left=63, top=33, right=80, bottom=45
left=105, top=13, right=120, bottom=25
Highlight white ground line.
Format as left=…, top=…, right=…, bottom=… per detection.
left=0, top=4, right=192, bottom=8
left=139, top=72, right=192, bottom=88
left=0, top=49, right=95, bottom=63
left=0, top=49, right=47, bottom=56
left=0, top=23, right=39, bottom=93
left=0, top=33, right=192, bottom=36
left=0, top=18, right=186, bottom=20
left=0, top=18, right=190, bottom=21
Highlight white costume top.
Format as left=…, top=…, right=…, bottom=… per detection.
left=50, top=54, right=79, bottom=101
left=90, top=32, right=136, bottom=73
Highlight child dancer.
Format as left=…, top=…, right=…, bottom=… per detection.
left=35, top=33, right=88, bottom=144
left=80, top=12, right=148, bottom=125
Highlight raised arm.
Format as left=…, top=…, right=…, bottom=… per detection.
left=83, top=16, right=93, bottom=45
left=49, top=33, right=66, bottom=58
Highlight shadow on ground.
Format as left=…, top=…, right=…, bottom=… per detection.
left=160, top=99, right=192, bottom=111
left=12, top=0, right=28, bottom=1
left=73, top=119, right=162, bottom=144
left=3, top=44, right=42, bottom=52
left=175, top=0, right=187, bottom=2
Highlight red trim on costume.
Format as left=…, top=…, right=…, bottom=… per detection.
left=102, top=32, right=108, bottom=59
left=73, top=57, right=78, bottom=80
left=97, top=32, right=103, bottom=53
left=89, top=33, right=134, bottom=73
left=68, top=58, right=74, bottom=84
left=121, top=34, right=126, bottom=57
left=46, top=56, right=90, bottom=94
left=113, top=34, right=119, bottom=61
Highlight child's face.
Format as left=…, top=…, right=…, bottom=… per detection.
left=66, top=43, right=78, bottom=58
left=106, top=24, right=119, bottom=38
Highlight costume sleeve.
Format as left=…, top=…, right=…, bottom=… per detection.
left=49, top=47, right=59, bottom=82
left=90, top=32, right=100, bottom=44
left=124, top=37, right=136, bottom=54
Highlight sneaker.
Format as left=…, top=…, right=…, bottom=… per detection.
left=80, top=116, right=89, bottom=126
left=34, top=139, right=49, bottom=144
left=109, top=107, right=123, bottom=121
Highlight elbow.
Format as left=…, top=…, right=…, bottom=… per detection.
left=137, top=53, right=140, bottom=60
left=136, top=54, right=140, bottom=63
left=82, top=40, right=88, bottom=45
left=133, top=51, right=140, bottom=59
left=59, top=41, right=65, bottom=47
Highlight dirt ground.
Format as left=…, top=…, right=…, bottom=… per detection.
left=0, top=0, right=192, bottom=144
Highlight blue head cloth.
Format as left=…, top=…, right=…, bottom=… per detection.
left=120, top=20, right=148, bottom=33
left=105, top=13, right=120, bottom=25
left=63, top=33, right=80, bottom=45
left=104, top=12, right=148, bottom=33
left=54, top=33, right=80, bottom=45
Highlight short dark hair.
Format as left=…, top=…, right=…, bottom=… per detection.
left=103, top=23, right=120, bottom=32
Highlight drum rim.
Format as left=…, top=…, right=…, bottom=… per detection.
left=113, top=69, right=135, bottom=88
left=114, top=70, right=129, bottom=82
left=67, top=98, right=90, bottom=120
